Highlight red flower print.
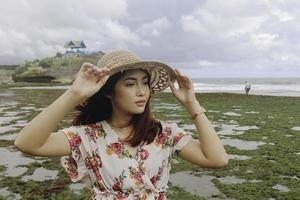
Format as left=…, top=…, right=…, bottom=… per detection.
left=70, top=135, right=81, bottom=148
left=140, top=149, right=149, bottom=160
left=134, top=171, right=143, bottom=183
left=150, top=175, right=157, bottom=186
left=156, top=133, right=167, bottom=145
left=156, top=126, right=172, bottom=146
left=85, top=127, right=98, bottom=143
left=174, top=133, right=184, bottom=145
left=94, top=153, right=102, bottom=168
left=112, top=170, right=126, bottom=192
left=116, top=192, right=129, bottom=199
left=111, top=142, right=122, bottom=155
left=164, top=126, right=172, bottom=134
left=112, top=181, right=121, bottom=191
left=85, top=152, right=102, bottom=169
left=94, top=170, right=103, bottom=181
left=157, top=192, right=165, bottom=200
left=66, top=157, right=78, bottom=179
left=129, top=167, right=144, bottom=186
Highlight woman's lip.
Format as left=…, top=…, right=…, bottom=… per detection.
left=135, top=101, right=146, bottom=103
left=135, top=101, right=146, bottom=106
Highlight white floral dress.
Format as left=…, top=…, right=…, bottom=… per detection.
left=60, top=119, right=192, bottom=200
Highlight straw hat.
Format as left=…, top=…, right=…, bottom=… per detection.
left=96, top=50, right=176, bottom=97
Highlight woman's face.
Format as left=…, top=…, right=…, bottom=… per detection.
left=110, top=69, right=150, bottom=115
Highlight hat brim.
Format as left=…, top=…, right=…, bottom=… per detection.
left=107, top=61, right=176, bottom=97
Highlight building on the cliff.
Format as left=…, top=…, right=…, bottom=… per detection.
left=64, top=40, right=87, bottom=56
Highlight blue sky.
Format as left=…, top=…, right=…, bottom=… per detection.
left=0, top=0, right=300, bottom=77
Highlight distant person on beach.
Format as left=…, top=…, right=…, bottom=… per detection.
left=14, top=50, right=228, bottom=199
left=245, top=81, right=251, bottom=95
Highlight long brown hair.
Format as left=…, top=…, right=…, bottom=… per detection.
left=72, top=69, right=162, bottom=147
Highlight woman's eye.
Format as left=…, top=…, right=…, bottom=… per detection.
left=125, top=81, right=148, bottom=87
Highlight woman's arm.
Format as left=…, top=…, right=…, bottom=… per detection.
left=14, top=63, right=110, bottom=156
left=180, top=100, right=228, bottom=168
left=169, top=68, right=228, bottom=168
left=14, top=89, right=85, bottom=156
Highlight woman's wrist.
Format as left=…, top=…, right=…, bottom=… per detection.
left=65, top=88, right=88, bottom=105
left=184, top=99, right=204, bottom=115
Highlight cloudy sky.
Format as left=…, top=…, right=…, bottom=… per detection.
left=1, top=0, right=299, bottom=78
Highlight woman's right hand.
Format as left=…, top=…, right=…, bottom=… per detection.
left=69, top=63, right=110, bottom=100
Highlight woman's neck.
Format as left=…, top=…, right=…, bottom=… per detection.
left=107, top=117, right=132, bottom=129
left=108, top=108, right=134, bottom=128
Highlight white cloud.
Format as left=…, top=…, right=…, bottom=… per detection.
left=250, top=33, right=280, bottom=49
left=138, top=17, right=171, bottom=37
left=102, top=20, right=150, bottom=47
left=180, top=15, right=207, bottom=35
left=0, top=0, right=148, bottom=64
left=271, top=9, right=294, bottom=22
left=1, top=0, right=300, bottom=77
left=175, top=0, right=300, bottom=76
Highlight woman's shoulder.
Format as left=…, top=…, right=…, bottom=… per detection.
left=155, top=119, right=178, bottom=136
left=61, top=121, right=106, bottom=136
left=155, top=119, right=176, bottom=128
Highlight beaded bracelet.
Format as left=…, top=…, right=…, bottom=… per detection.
left=191, top=107, right=207, bottom=120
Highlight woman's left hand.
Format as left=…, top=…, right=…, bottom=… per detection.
left=169, top=68, right=197, bottom=106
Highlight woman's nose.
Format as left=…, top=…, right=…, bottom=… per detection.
left=137, top=86, right=145, bottom=96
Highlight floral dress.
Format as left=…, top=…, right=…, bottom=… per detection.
left=60, top=119, right=193, bottom=200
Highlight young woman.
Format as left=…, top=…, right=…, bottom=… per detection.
left=14, top=50, right=228, bottom=200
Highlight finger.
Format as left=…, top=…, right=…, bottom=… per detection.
left=87, top=68, right=96, bottom=75
left=94, top=67, right=110, bottom=79
left=92, top=69, right=102, bottom=78
left=174, top=69, right=187, bottom=83
left=176, top=69, right=191, bottom=85
left=175, top=68, right=185, bottom=77
left=175, top=68, right=190, bottom=81
left=175, top=74, right=186, bottom=87
left=93, top=69, right=101, bottom=77
left=81, top=63, right=93, bottom=72
left=96, top=74, right=110, bottom=86
left=98, top=67, right=110, bottom=74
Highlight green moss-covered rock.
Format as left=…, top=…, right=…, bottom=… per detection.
left=12, top=51, right=104, bottom=83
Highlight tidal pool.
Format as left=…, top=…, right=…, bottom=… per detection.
left=169, top=171, right=262, bottom=199
left=223, top=112, right=241, bottom=116
left=216, top=124, right=260, bottom=136
left=291, top=127, right=300, bottom=131
left=0, top=187, right=22, bottom=200
left=0, top=116, right=22, bottom=125
left=0, top=147, right=48, bottom=177
left=0, top=126, right=19, bottom=134
left=221, top=138, right=266, bottom=150
left=69, top=183, right=86, bottom=195
left=0, top=133, right=18, bottom=140
left=272, top=184, right=290, bottom=192
left=180, top=124, right=196, bottom=130
left=228, top=154, right=251, bottom=160
left=153, top=103, right=183, bottom=111
left=169, top=171, right=229, bottom=199
left=21, top=167, right=59, bottom=182
left=245, top=111, right=260, bottom=114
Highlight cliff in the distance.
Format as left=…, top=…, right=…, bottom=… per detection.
left=11, top=51, right=104, bottom=83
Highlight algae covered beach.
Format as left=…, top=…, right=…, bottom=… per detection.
left=0, top=86, right=299, bottom=199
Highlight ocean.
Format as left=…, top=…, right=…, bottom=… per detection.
left=164, top=77, right=300, bottom=97
left=11, top=78, right=300, bottom=97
